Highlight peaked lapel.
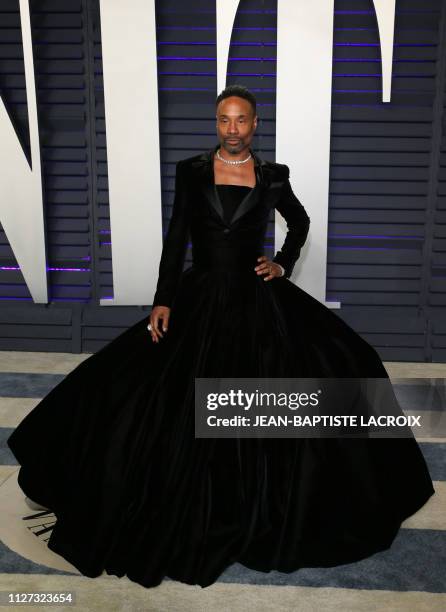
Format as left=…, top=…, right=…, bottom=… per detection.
left=190, top=144, right=271, bottom=228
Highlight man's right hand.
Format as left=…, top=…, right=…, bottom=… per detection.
left=149, top=306, right=171, bottom=343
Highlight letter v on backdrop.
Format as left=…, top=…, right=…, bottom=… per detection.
left=0, top=0, right=395, bottom=306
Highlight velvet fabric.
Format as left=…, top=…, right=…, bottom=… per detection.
left=215, top=184, right=252, bottom=225
left=7, top=145, right=435, bottom=589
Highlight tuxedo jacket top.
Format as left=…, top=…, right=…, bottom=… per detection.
left=152, top=144, right=311, bottom=308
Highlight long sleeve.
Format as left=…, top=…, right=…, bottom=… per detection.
left=152, top=160, right=190, bottom=307
left=272, top=165, right=310, bottom=279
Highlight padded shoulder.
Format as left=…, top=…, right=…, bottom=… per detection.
left=178, top=153, right=206, bottom=168
left=266, top=161, right=290, bottom=181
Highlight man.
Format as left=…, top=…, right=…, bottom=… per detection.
left=149, top=84, right=310, bottom=343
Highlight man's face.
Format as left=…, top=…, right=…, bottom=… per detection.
left=216, top=96, right=257, bottom=155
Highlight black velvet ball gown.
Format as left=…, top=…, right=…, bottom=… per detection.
left=7, top=148, right=436, bottom=590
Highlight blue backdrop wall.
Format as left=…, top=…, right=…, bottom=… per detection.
left=0, top=0, right=445, bottom=361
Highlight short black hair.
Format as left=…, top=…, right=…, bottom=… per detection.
left=215, top=84, right=257, bottom=117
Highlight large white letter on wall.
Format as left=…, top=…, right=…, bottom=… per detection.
left=216, top=0, right=240, bottom=95
left=99, top=0, right=162, bottom=305
left=374, top=0, right=396, bottom=103
left=275, top=0, right=395, bottom=306
left=276, top=0, right=337, bottom=306
left=0, top=0, right=47, bottom=302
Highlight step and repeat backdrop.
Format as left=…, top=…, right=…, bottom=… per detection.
left=0, top=0, right=445, bottom=360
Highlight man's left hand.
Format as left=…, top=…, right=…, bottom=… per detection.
left=254, top=256, right=284, bottom=281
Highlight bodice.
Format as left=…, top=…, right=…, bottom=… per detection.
left=189, top=184, right=260, bottom=273
left=215, top=184, right=253, bottom=224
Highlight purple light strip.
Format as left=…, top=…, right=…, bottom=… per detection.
left=329, top=235, right=424, bottom=240
left=334, top=59, right=434, bottom=63
left=0, top=266, right=91, bottom=272
left=157, top=71, right=431, bottom=77
left=159, top=71, right=216, bottom=75
left=333, top=73, right=431, bottom=77
left=334, top=43, right=436, bottom=47
left=158, top=87, right=276, bottom=92
left=156, top=26, right=277, bottom=31
left=157, top=56, right=276, bottom=61
left=332, top=89, right=428, bottom=92
left=157, top=26, right=216, bottom=30
left=328, top=246, right=419, bottom=250
left=331, top=103, right=430, bottom=107
left=158, top=86, right=215, bottom=92
left=158, top=71, right=278, bottom=76
left=50, top=267, right=91, bottom=272
left=158, top=41, right=276, bottom=46
left=335, top=10, right=438, bottom=14
left=0, top=296, right=91, bottom=302
left=227, top=72, right=276, bottom=77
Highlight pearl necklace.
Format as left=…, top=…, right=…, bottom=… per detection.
left=216, top=147, right=252, bottom=165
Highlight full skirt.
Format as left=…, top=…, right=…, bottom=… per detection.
left=7, top=266, right=436, bottom=588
